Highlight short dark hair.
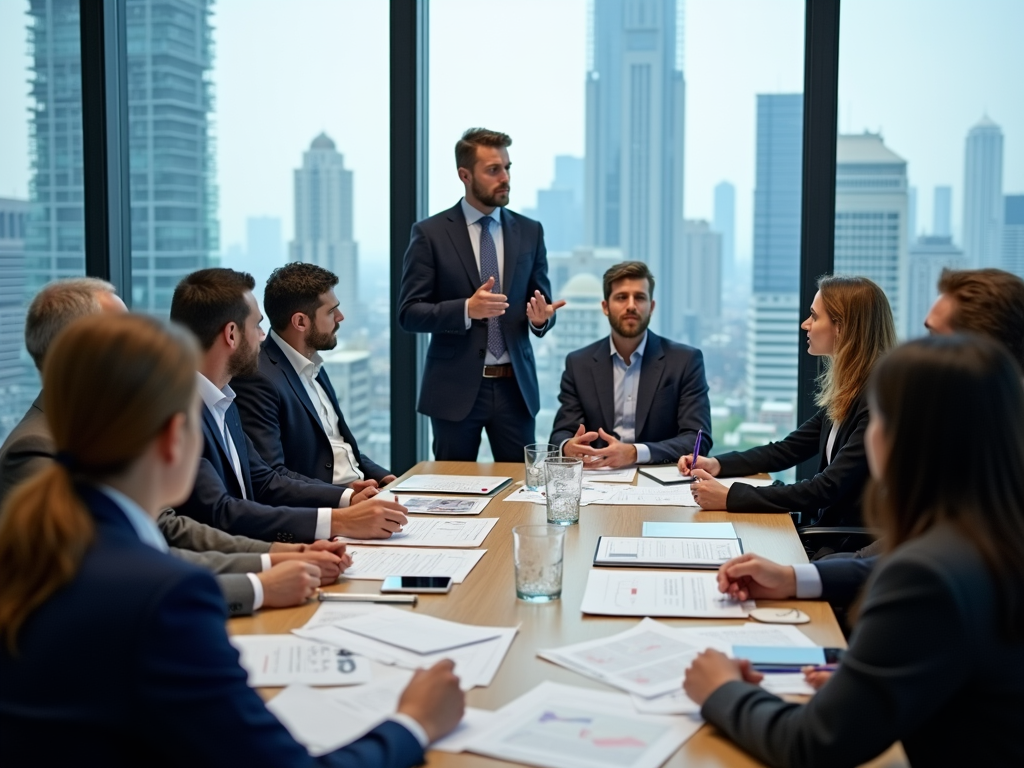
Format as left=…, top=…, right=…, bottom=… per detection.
left=170, top=268, right=255, bottom=350
left=455, top=128, right=512, bottom=171
left=264, top=262, right=339, bottom=332
left=938, top=268, right=1024, bottom=369
left=602, top=261, right=656, bottom=301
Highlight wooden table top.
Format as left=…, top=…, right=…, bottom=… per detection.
left=230, top=461, right=906, bottom=768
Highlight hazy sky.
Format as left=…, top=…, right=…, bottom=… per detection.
left=1, top=0, right=1021, bottom=266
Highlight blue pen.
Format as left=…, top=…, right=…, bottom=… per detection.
left=691, top=429, right=704, bottom=472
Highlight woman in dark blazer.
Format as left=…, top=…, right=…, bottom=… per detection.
left=683, top=335, right=1024, bottom=768
left=680, top=275, right=897, bottom=527
left=0, top=314, right=463, bottom=768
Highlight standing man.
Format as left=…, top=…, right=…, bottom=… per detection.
left=398, top=128, right=564, bottom=461
left=550, top=262, right=712, bottom=468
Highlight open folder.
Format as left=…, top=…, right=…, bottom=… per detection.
left=593, top=535, right=743, bottom=569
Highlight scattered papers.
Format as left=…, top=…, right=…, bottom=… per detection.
left=718, top=477, right=775, bottom=488
left=432, top=707, right=499, bottom=753
left=389, top=474, right=511, bottom=495
left=335, top=517, right=498, bottom=548
left=466, top=681, right=703, bottom=768
left=343, top=546, right=485, bottom=583
left=641, top=521, right=737, bottom=539
left=386, top=493, right=489, bottom=515
left=330, top=611, right=503, bottom=655
left=503, top=482, right=617, bottom=506
left=601, top=485, right=698, bottom=507
left=594, top=536, right=742, bottom=569
left=580, top=570, right=753, bottom=618
left=760, top=674, right=816, bottom=695
left=637, top=465, right=694, bottom=485
left=229, top=634, right=372, bottom=687
left=583, top=466, right=638, bottom=483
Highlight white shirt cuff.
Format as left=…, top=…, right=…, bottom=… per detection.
left=634, top=444, right=651, bottom=464
left=793, top=563, right=824, bottom=599
left=559, top=438, right=570, bottom=456
left=246, top=572, right=264, bottom=611
left=464, top=300, right=471, bottom=329
left=260, top=553, right=272, bottom=572
left=389, top=713, right=431, bottom=748
left=315, top=508, right=333, bottom=540
left=339, top=488, right=354, bottom=508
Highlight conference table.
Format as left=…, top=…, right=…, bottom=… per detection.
left=229, top=461, right=908, bottom=768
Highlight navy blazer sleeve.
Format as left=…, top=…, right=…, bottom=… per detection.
left=549, top=357, right=587, bottom=447
left=233, top=371, right=292, bottom=476
left=244, top=431, right=344, bottom=508
left=138, top=570, right=424, bottom=768
left=814, top=556, right=877, bottom=608
left=645, top=349, right=712, bottom=465
left=398, top=221, right=471, bottom=335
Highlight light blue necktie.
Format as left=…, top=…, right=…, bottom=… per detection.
left=479, top=216, right=506, bottom=359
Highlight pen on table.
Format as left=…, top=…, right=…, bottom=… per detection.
left=318, top=591, right=417, bottom=605
left=691, top=429, right=704, bottom=474
left=753, top=664, right=839, bottom=674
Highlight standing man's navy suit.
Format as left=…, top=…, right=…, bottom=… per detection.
left=233, top=334, right=390, bottom=485
left=399, top=200, right=556, bottom=461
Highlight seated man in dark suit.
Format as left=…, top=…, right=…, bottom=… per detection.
left=233, top=262, right=396, bottom=489
left=550, top=261, right=712, bottom=468
left=170, top=268, right=408, bottom=543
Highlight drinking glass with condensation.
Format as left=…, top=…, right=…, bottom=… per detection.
left=513, top=525, right=565, bottom=602
left=524, top=443, right=559, bottom=492
left=544, top=456, right=583, bottom=525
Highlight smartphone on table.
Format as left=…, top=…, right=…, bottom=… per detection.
left=380, top=576, right=453, bottom=594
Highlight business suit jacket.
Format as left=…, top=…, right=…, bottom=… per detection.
left=232, top=335, right=389, bottom=485
left=549, top=332, right=713, bottom=464
left=702, top=524, right=1024, bottom=767
left=0, top=487, right=424, bottom=768
left=398, top=201, right=555, bottom=421
left=0, top=396, right=270, bottom=616
left=814, top=555, right=877, bottom=608
left=714, top=390, right=870, bottom=526
left=176, top=401, right=343, bottom=543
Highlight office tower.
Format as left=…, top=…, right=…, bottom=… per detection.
left=713, top=181, right=736, bottom=288
left=245, top=216, right=283, bottom=298
left=963, top=115, right=1004, bottom=267
left=746, top=94, right=803, bottom=419
left=682, top=220, right=721, bottom=338
left=319, top=349, right=372, bottom=449
left=290, top=133, right=359, bottom=333
left=0, top=198, right=29, bottom=443
left=908, top=186, right=918, bottom=246
left=933, top=186, right=952, bottom=237
left=584, top=0, right=686, bottom=338
left=526, top=156, right=584, bottom=253
left=907, top=236, right=965, bottom=339
left=1004, top=195, right=1024, bottom=279
left=835, top=133, right=909, bottom=336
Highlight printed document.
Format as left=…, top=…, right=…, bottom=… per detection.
left=342, top=546, right=485, bottom=583
left=389, top=474, right=511, bottom=495
left=580, top=570, right=753, bottom=618
left=594, top=536, right=742, bottom=569
left=334, top=517, right=498, bottom=548
left=384, top=493, right=489, bottom=515
left=602, top=485, right=698, bottom=507
left=229, top=634, right=371, bottom=687
left=329, top=611, right=503, bottom=654
left=503, top=482, right=617, bottom=506
left=583, top=466, right=638, bottom=483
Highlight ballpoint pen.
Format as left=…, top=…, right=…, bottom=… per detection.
left=691, top=429, right=704, bottom=473
left=318, top=591, right=417, bottom=605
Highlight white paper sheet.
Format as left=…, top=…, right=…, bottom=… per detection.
left=299, top=600, right=392, bottom=631
left=385, top=493, right=490, bottom=515
left=583, top=466, right=638, bottom=483
left=229, top=634, right=372, bottom=687
left=431, top=708, right=498, bottom=753
left=389, top=474, right=511, bottom=494
left=718, top=477, right=775, bottom=488
left=465, top=681, right=704, bottom=768
left=331, top=611, right=503, bottom=654
left=641, top=522, right=738, bottom=539
left=580, top=570, right=754, bottom=618
left=594, top=537, right=742, bottom=568
left=760, top=674, right=817, bottom=695
left=502, top=482, right=617, bottom=506
left=334, top=517, right=498, bottom=548
left=342, top=546, right=485, bottom=583
left=602, top=485, right=699, bottom=507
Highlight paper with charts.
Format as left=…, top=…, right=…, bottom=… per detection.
left=580, top=570, right=754, bottom=618
left=594, top=536, right=743, bottom=569
left=334, top=517, right=498, bottom=548
left=466, top=681, right=702, bottom=768
left=503, top=482, right=617, bottom=506
left=601, top=485, right=698, bottom=507
left=385, top=493, right=489, bottom=515
left=341, top=546, right=485, bottom=583
left=228, top=634, right=371, bottom=687
left=582, top=467, right=638, bottom=483
left=388, top=474, right=511, bottom=495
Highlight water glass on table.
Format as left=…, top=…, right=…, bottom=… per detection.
left=544, top=456, right=583, bottom=525
left=524, top=442, right=559, bottom=492
left=513, top=524, right=565, bottom=602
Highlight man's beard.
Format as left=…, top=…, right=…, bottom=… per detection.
left=472, top=176, right=509, bottom=208
left=305, top=323, right=338, bottom=352
left=609, top=310, right=651, bottom=339
left=227, top=331, right=259, bottom=378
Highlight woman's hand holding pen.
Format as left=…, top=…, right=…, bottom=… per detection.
left=678, top=453, right=721, bottom=477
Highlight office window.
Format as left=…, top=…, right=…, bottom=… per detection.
left=125, top=0, right=392, bottom=465
left=837, top=0, right=1024, bottom=339
left=429, top=0, right=804, bottom=465
left=0, top=0, right=87, bottom=444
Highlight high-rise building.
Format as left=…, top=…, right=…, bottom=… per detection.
left=290, top=133, right=359, bottom=331
left=908, top=186, right=918, bottom=246
left=713, top=181, right=736, bottom=290
left=963, top=115, right=1004, bottom=267
left=0, top=198, right=29, bottom=443
left=746, top=94, right=803, bottom=418
left=584, top=0, right=686, bottom=338
left=933, top=185, right=952, bottom=238
left=907, top=236, right=964, bottom=338
left=834, top=133, right=909, bottom=336
left=524, top=155, right=584, bottom=253
left=682, top=219, right=721, bottom=337
left=245, top=216, right=283, bottom=298
left=318, top=349, right=372, bottom=449
left=1003, top=195, right=1024, bottom=279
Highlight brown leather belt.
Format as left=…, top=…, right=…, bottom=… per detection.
left=482, top=364, right=514, bottom=379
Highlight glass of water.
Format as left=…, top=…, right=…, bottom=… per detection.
left=544, top=456, right=583, bottom=525
left=524, top=443, right=558, bottom=492
left=513, top=524, right=565, bottom=602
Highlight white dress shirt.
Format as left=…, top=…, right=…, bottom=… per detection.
left=270, top=330, right=363, bottom=491
left=460, top=197, right=511, bottom=366
left=610, top=333, right=651, bottom=464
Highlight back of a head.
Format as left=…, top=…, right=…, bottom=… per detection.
left=0, top=313, right=198, bottom=652
left=25, top=277, right=117, bottom=370
left=170, top=267, right=256, bottom=349
left=867, top=334, right=1024, bottom=640
left=937, top=268, right=1024, bottom=370
left=264, top=262, right=338, bottom=333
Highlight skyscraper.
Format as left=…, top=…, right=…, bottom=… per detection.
left=0, top=197, right=29, bottom=443
left=584, top=0, right=686, bottom=338
left=289, top=133, right=359, bottom=331
left=834, top=133, right=909, bottom=336
left=525, top=155, right=584, bottom=253
left=245, top=216, right=283, bottom=299
left=908, top=186, right=918, bottom=246
left=1003, top=195, right=1024, bottom=279
left=713, top=181, right=735, bottom=290
left=746, top=94, right=803, bottom=418
left=682, top=219, right=721, bottom=329
left=933, top=185, right=952, bottom=238
left=907, top=235, right=964, bottom=339
left=963, top=115, right=1004, bottom=267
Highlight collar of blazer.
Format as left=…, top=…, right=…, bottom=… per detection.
left=262, top=335, right=327, bottom=430
left=444, top=200, right=522, bottom=299
left=589, top=331, right=667, bottom=439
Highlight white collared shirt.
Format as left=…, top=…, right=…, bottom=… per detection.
left=609, top=333, right=652, bottom=464
left=271, top=330, right=363, bottom=490
left=460, top=197, right=511, bottom=365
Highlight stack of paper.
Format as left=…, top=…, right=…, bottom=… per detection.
left=593, top=536, right=743, bottom=569
left=579, top=570, right=754, bottom=618
left=229, top=634, right=372, bottom=687
left=503, top=482, right=618, bottom=506
left=342, top=547, right=486, bottom=583
left=389, top=474, right=512, bottom=495
left=334, top=517, right=498, bottom=548
left=583, top=466, right=638, bottom=483
left=383, top=493, right=490, bottom=515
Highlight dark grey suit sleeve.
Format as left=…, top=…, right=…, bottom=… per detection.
left=397, top=221, right=470, bottom=334
left=814, top=556, right=878, bottom=608
left=214, top=573, right=256, bottom=617
left=526, top=220, right=556, bottom=337
left=644, top=349, right=712, bottom=465
left=701, top=555, right=969, bottom=768
left=171, top=546, right=265, bottom=576
left=158, top=510, right=271, bottom=554
left=549, top=357, right=586, bottom=447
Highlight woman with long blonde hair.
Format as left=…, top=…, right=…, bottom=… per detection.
left=680, top=275, right=897, bottom=527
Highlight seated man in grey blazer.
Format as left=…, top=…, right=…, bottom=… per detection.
left=0, top=278, right=348, bottom=616
left=550, top=261, right=713, bottom=468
